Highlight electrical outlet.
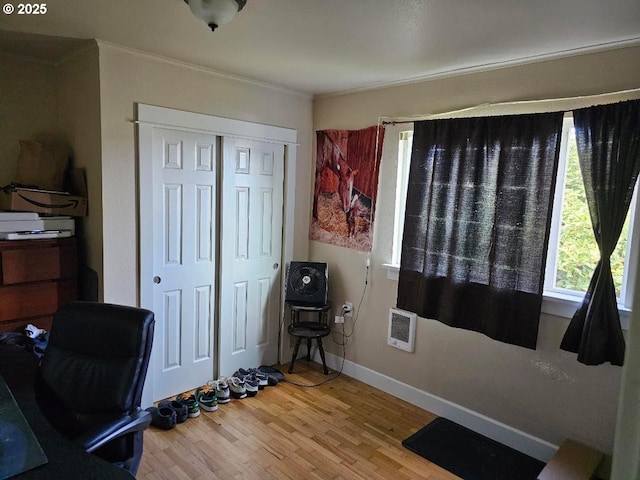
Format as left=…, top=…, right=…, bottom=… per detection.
left=343, top=302, right=353, bottom=317
left=335, top=315, right=344, bottom=324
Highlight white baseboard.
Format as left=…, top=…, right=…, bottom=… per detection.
left=314, top=350, right=558, bottom=462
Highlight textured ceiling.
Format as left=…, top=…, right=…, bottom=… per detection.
left=1, top=0, right=639, bottom=95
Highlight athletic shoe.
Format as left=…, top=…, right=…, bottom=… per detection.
left=258, top=365, right=284, bottom=386
left=145, top=406, right=176, bottom=430
left=176, top=392, right=200, bottom=418
left=158, top=399, right=189, bottom=423
left=242, top=375, right=259, bottom=397
left=208, top=378, right=231, bottom=404
left=237, top=368, right=269, bottom=390
left=227, top=376, right=247, bottom=399
left=195, top=385, right=218, bottom=412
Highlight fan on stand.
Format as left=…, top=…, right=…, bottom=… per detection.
left=284, top=261, right=331, bottom=374
left=285, top=262, right=328, bottom=307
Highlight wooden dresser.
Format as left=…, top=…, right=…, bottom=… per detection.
left=0, top=237, right=77, bottom=334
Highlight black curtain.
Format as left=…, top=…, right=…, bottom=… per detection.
left=560, top=99, right=640, bottom=366
left=397, top=113, right=564, bottom=349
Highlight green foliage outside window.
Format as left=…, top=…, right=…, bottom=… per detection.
left=555, top=129, right=629, bottom=297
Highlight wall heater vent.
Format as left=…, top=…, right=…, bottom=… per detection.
left=388, top=308, right=416, bottom=352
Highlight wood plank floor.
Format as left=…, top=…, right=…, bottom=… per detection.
left=137, top=362, right=460, bottom=480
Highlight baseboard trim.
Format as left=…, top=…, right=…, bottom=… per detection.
left=315, top=351, right=558, bottom=462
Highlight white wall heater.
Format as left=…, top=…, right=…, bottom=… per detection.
left=388, top=308, right=416, bottom=352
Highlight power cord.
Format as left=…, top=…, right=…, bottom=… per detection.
left=281, top=338, right=346, bottom=387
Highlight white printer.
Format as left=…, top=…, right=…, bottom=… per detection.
left=0, top=211, right=75, bottom=240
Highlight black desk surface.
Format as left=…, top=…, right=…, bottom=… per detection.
left=0, top=345, right=134, bottom=480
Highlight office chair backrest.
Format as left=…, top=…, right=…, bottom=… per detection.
left=39, top=301, right=155, bottom=416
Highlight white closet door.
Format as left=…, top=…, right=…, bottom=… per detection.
left=218, top=137, right=284, bottom=376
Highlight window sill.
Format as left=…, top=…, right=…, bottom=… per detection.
left=382, top=263, right=399, bottom=281
left=382, top=263, right=631, bottom=329
left=541, top=291, right=631, bottom=329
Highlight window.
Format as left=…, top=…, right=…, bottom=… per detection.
left=391, top=130, right=413, bottom=266
left=386, top=116, right=639, bottom=320
left=545, top=116, right=638, bottom=309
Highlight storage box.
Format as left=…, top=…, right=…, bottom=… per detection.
left=0, top=187, right=87, bottom=217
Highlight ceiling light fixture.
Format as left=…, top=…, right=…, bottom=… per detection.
left=185, top=0, right=247, bottom=31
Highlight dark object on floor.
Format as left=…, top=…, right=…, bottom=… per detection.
left=258, top=365, right=284, bottom=385
left=146, top=406, right=177, bottom=430
left=36, top=301, right=155, bottom=476
left=402, top=417, right=545, bottom=480
left=158, top=399, right=189, bottom=423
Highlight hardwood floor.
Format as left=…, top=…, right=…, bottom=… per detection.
left=137, top=362, right=460, bottom=480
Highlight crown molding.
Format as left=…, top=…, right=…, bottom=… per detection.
left=317, top=36, right=640, bottom=99
left=95, top=39, right=311, bottom=99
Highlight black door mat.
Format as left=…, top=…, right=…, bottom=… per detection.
left=402, top=417, right=545, bottom=480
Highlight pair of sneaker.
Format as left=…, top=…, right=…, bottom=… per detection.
left=257, top=365, right=284, bottom=386
left=208, top=375, right=249, bottom=401
left=207, top=377, right=234, bottom=403
left=146, top=397, right=190, bottom=429
left=233, top=368, right=269, bottom=393
left=175, top=392, right=200, bottom=418
left=194, top=385, right=218, bottom=411
left=159, top=399, right=188, bottom=423
left=145, top=405, right=177, bottom=430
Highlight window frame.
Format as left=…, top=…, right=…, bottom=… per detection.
left=390, top=129, right=413, bottom=266
left=384, top=118, right=638, bottom=326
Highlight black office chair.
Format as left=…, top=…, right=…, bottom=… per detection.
left=35, top=301, right=155, bottom=475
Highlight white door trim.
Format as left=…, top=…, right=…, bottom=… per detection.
left=138, top=104, right=297, bottom=406
left=137, top=104, right=297, bottom=145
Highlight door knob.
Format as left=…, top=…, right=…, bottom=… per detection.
left=153, top=276, right=162, bottom=284
left=273, top=263, right=279, bottom=270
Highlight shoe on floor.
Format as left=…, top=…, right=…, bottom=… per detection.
left=175, top=392, right=200, bottom=418
left=158, top=399, right=188, bottom=423
left=242, top=375, right=259, bottom=397
left=258, top=365, right=284, bottom=385
left=195, top=385, right=219, bottom=411
left=228, top=376, right=247, bottom=399
left=208, top=378, right=231, bottom=404
left=146, top=406, right=176, bottom=430
left=237, top=368, right=269, bottom=389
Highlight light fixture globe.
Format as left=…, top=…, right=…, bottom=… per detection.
left=186, top=0, right=247, bottom=31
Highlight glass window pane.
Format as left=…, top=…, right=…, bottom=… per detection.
left=555, top=127, right=630, bottom=297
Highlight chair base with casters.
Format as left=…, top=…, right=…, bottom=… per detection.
left=286, top=303, right=331, bottom=375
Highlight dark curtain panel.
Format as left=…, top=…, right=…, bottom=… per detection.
left=560, top=99, right=640, bottom=366
left=397, top=113, right=564, bottom=349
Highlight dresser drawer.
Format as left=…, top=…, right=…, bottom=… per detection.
left=0, top=241, right=77, bottom=285
left=0, top=279, right=77, bottom=323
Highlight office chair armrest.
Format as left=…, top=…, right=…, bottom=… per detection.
left=74, top=408, right=152, bottom=453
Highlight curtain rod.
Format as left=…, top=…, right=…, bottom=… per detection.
left=379, top=87, right=640, bottom=126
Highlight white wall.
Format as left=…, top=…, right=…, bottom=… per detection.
left=312, top=45, right=640, bottom=454
left=97, top=43, right=313, bottom=306
left=0, top=55, right=59, bottom=187
left=612, top=267, right=640, bottom=478
left=56, top=44, right=103, bottom=294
